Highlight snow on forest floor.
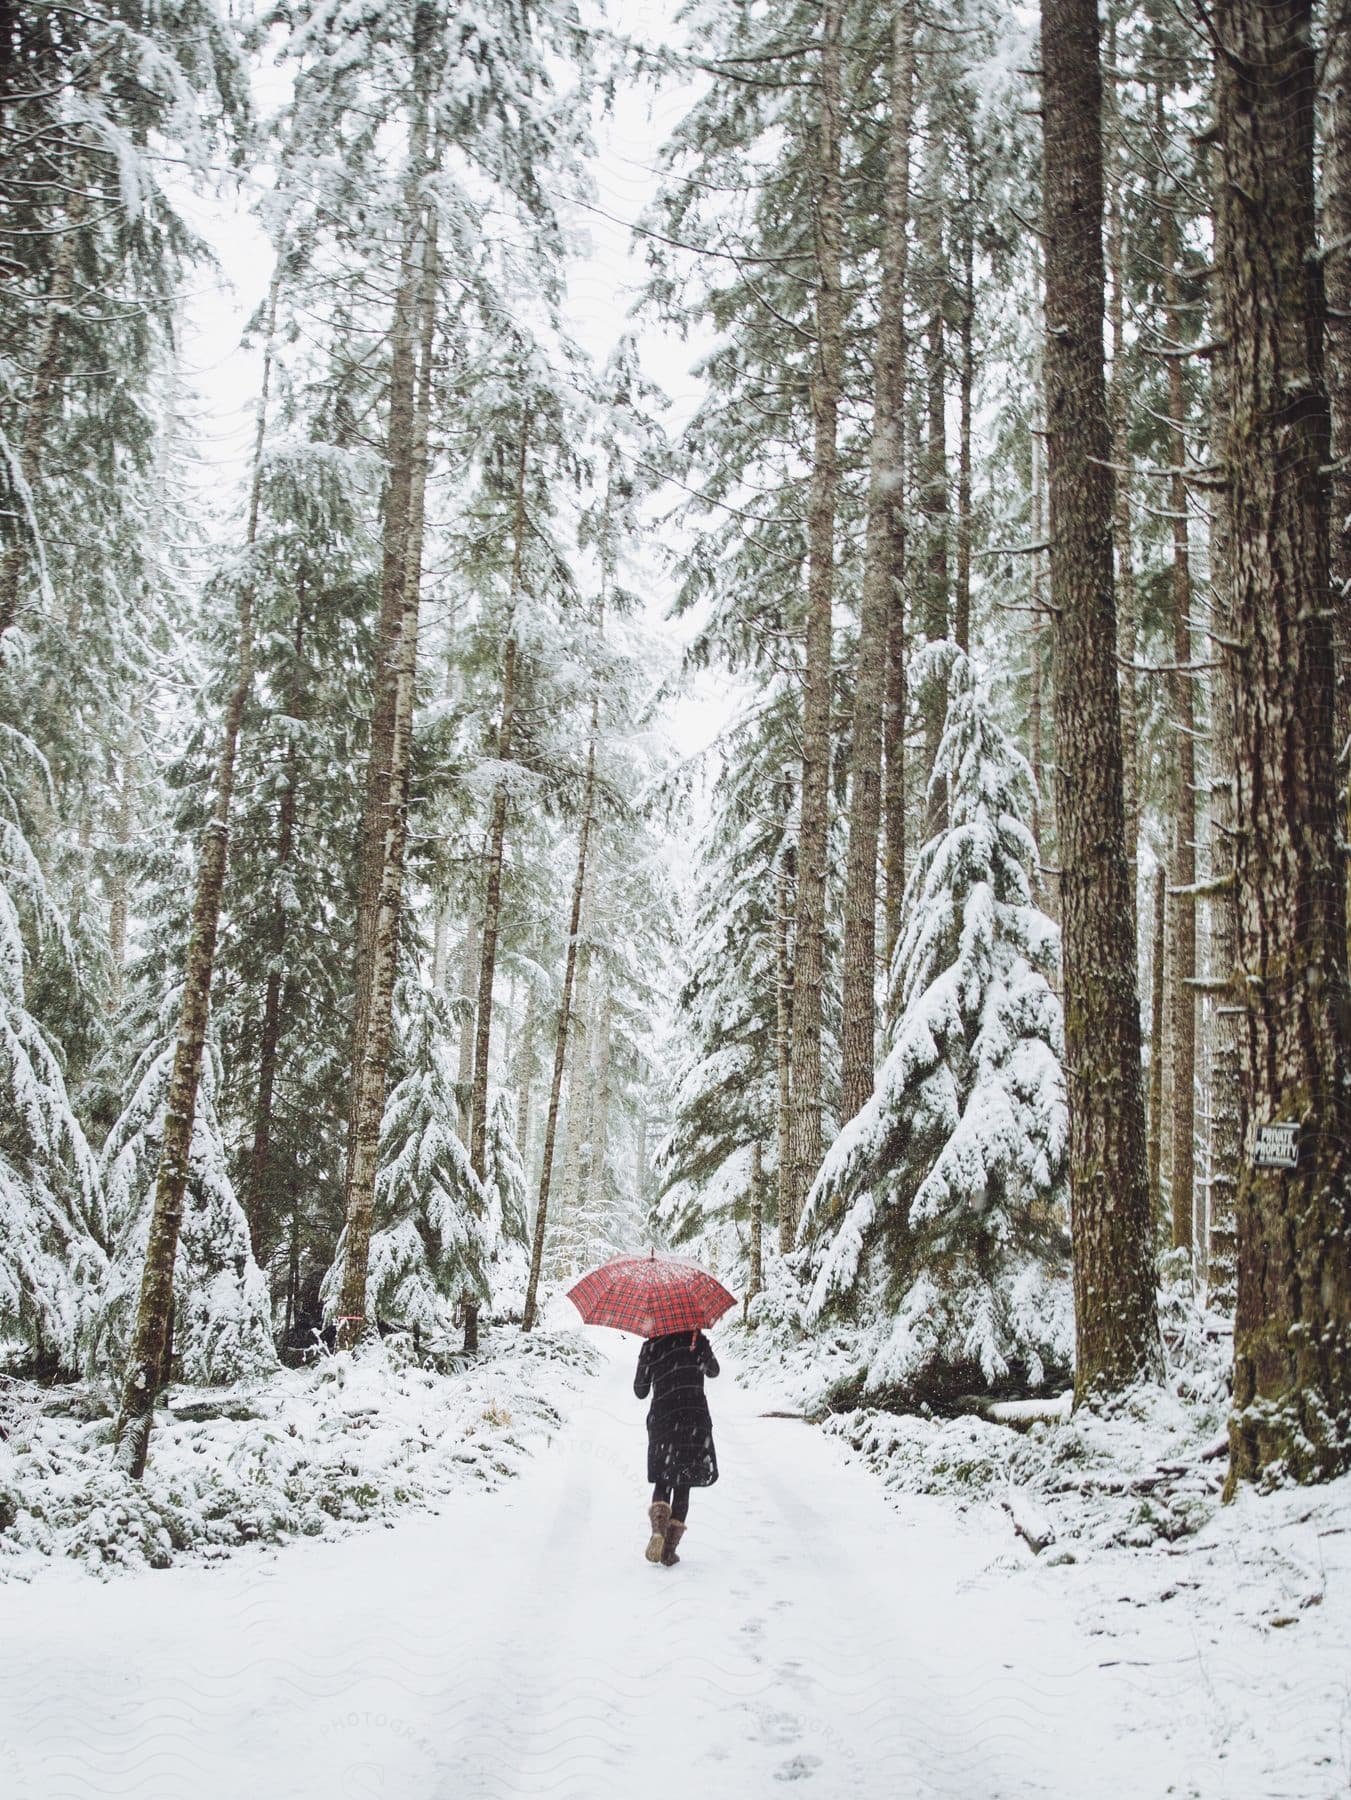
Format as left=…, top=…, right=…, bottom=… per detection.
left=0, top=1324, right=600, bottom=1575
left=2, top=1305, right=1349, bottom=1799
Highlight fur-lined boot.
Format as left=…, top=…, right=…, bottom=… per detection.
left=660, top=1518, right=687, bottom=1566
left=645, top=1499, right=672, bottom=1562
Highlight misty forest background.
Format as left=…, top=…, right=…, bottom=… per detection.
left=2, top=0, right=1350, bottom=1509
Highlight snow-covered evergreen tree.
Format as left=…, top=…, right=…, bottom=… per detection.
left=0, top=786, right=107, bottom=1374
left=656, top=715, right=785, bottom=1181
left=323, top=985, right=488, bottom=1336
left=214, top=435, right=377, bottom=1299
left=799, top=647, right=1071, bottom=1405
left=90, top=994, right=275, bottom=1386
left=482, top=1091, right=530, bottom=1320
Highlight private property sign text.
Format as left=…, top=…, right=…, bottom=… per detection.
left=1252, top=1121, right=1300, bottom=1170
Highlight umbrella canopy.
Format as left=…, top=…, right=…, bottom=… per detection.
left=566, top=1252, right=736, bottom=1338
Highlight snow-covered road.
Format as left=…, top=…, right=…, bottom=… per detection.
left=0, top=1327, right=1323, bottom=1799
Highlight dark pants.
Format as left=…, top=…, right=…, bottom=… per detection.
left=652, top=1480, right=690, bottom=1520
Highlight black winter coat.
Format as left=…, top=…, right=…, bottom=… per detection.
left=634, top=1330, right=720, bottom=1490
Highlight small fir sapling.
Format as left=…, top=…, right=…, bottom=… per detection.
left=483, top=1090, right=530, bottom=1319
left=91, top=995, right=276, bottom=1386
left=323, top=984, right=490, bottom=1338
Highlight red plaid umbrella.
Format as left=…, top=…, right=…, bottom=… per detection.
left=566, top=1251, right=736, bottom=1338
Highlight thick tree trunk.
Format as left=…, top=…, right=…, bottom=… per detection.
left=1164, top=262, right=1199, bottom=1263
left=1206, top=354, right=1241, bottom=1307
left=1029, top=601, right=1044, bottom=856
left=112, top=272, right=280, bottom=1478
left=1148, top=864, right=1167, bottom=1218
left=954, top=176, right=975, bottom=657
left=522, top=692, right=600, bottom=1332
left=840, top=1, right=914, bottom=1125
left=1029, top=420, right=1047, bottom=860
left=1325, top=13, right=1351, bottom=759
left=336, top=186, right=438, bottom=1353
left=1030, top=374, right=1060, bottom=922
left=785, top=1, right=844, bottom=1232
left=470, top=413, right=530, bottom=1178
left=246, top=581, right=306, bottom=1261
left=1205, top=0, right=1351, bottom=1490
left=1106, top=93, right=1140, bottom=896
left=775, top=768, right=796, bottom=1252
left=1041, top=0, right=1160, bottom=1403
left=919, top=139, right=951, bottom=838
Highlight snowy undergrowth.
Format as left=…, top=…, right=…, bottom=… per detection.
left=825, top=1378, right=1228, bottom=1553
left=0, top=1326, right=599, bottom=1579
left=733, top=1262, right=1259, bottom=1557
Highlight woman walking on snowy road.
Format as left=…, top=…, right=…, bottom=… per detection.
left=634, top=1328, right=720, bottom=1565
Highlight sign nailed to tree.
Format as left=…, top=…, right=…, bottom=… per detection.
left=1252, top=1121, right=1301, bottom=1171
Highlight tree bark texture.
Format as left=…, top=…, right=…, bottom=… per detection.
left=1106, top=101, right=1140, bottom=897
left=1029, top=418, right=1048, bottom=872
left=1148, top=864, right=1167, bottom=1220
left=1041, top=0, right=1161, bottom=1402
left=1206, top=357, right=1241, bottom=1307
left=1205, top=0, right=1351, bottom=1489
left=840, top=0, right=914, bottom=1125
left=919, top=135, right=951, bottom=839
left=785, top=0, right=844, bottom=1233
left=336, top=192, right=438, bottom=1353
left=1325, top=12, right=1351, bottom=759
left=954, top=166, right=975, bottom=657
left=1163, top=258, right=1200, bottom=1260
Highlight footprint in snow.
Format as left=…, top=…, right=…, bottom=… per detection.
left=774, top=1753, right=823, bottom=1782
left=751, top=1708, right=801, bottom=1746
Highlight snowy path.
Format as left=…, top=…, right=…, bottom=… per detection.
left=0, top=1328, right=1284, bottom=1799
